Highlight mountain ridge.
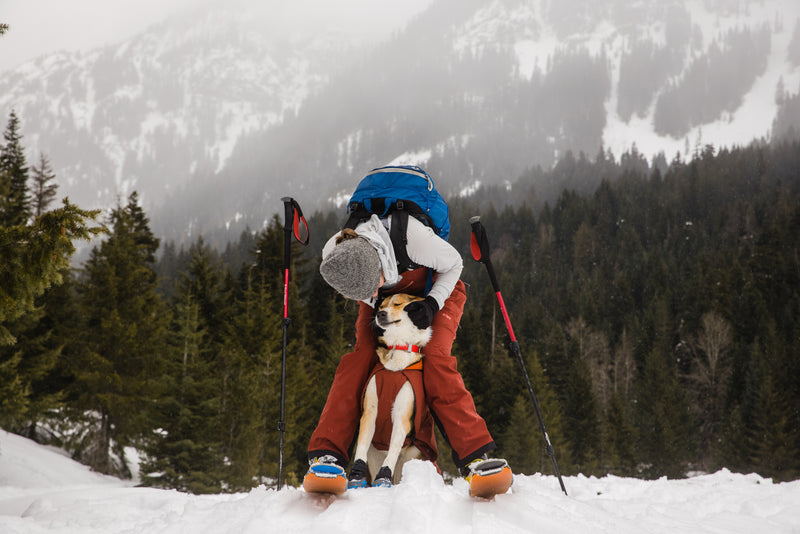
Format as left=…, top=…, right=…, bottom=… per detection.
left=1, top=0, right=798, bottom=245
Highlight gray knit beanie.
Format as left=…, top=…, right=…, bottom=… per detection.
left=320, top=236, right=381, bottom=301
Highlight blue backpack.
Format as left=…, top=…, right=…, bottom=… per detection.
left=344, top=165, right=450, bottom=273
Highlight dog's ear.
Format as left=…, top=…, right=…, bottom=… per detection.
left=376, top=293, right=393, bottom=311
left=397, top=294, right=424, bottom=309
left=404, top=296, right=439, bottom=330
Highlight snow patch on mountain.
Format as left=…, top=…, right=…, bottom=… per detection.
left=388, top=149, right=433, bottom=167
left=0, top=5, right=354, bottom=210
left=603, top=0, right=800, bottom=161
left=455, top=0, right=800, bottom=163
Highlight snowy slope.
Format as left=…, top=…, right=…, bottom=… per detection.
left=1, top=429, right=799, bottom=534
left=463, top=0, right=800, bottom=159
left=0, top=4, right=354, bottom=210
left=601, top=0, right=800, bottom=160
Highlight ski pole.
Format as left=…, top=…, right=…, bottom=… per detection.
left=278, top=197, right=309, bottom=490
left=469, top=216, right=568, bottom=496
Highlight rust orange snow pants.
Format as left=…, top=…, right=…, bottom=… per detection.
left=308, top=268, right=496, bottom=468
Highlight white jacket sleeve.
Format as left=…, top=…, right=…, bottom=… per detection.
left=403, top=217, right=463, bottom=309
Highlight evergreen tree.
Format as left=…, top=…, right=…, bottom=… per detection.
left=453, top=287, right=497, bottom=413
left=746, top=328, right=800, bottom=482
left=68, top=193, right=167, bottom=476
left=686, top=311, right=732, bottom=471
left=604, top=391, right=636, bottom=476
left=0, top=201, right=101, bottom=429
left=304, top=272, right=352, bottom=380
left=0, top=110, right=31, bottom=227
left=499, top=351, right=570, bottom=476
left=561, top=354, right=601, bottom=475
left=0, top=111, right=99, bottom=432
left=30, top=152, right=58, bottom=218
left=717, top=403, right=749, bottom=474
left=0, top=297, right=62, bottom=435
left=142, top=238, right=226, bottom=493
left=0, top=199, right=101, bottom=341
left=456, top=289, right=522, bottom=437
left=20, top=163, right=67, bottom=414
left=0, top=345, right=27, bottom=427
left=27, top=271, right=82, bottom=438
left=634, top=347, right=694, bottom=479
left=500, top=394, right=541, bottom=475
left=747, top=372, right=800, bottom=481
left=226, top=235, right=277, bottom=487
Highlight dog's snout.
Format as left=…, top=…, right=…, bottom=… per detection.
left=376, top=310, right=388, bottom=323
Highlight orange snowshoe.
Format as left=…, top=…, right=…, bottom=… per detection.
left=465, top=458, right=513, bottom=498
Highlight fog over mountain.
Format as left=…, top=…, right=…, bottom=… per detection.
left=2, top=0, right=799, bottom=245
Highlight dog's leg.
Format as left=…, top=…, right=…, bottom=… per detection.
left=354, top=376, right=378, bottom=461
left=349, top=377, right=378, bottom=488
left=373, top=381, right=415, bottom=485
left=366, top=445, right=387, bottom=481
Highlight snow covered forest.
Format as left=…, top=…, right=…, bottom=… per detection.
left=2, top=102, right=799, bottom=492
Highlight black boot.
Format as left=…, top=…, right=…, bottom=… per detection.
left=347, top=459, right=369, bottom=489
left=372, top=466, right=393, bottom=488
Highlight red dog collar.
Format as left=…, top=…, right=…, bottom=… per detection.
left=386, top=343, right=422, bottom=354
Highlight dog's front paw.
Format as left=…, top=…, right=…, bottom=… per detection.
left=347, top=459, right=369, bottom=490
left=372, top=466, right=393, bottom=488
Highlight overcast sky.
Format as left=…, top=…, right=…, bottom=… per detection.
left=0, top=0, right=435, bottom=73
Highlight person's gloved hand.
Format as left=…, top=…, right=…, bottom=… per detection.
left=404, top=296, right=439, bottom=329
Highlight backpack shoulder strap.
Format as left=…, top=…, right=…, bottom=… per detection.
left=391, top=211, right=434, bottom=295
left=390, top=210, right=413, bottom=271
left=344, top=204, right=420, bottom=273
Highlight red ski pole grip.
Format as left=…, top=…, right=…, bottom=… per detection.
left=469, top=216, right=491, bottom=263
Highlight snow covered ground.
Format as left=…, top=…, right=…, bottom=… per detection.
left=1, top=429, right=798, bottom=534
